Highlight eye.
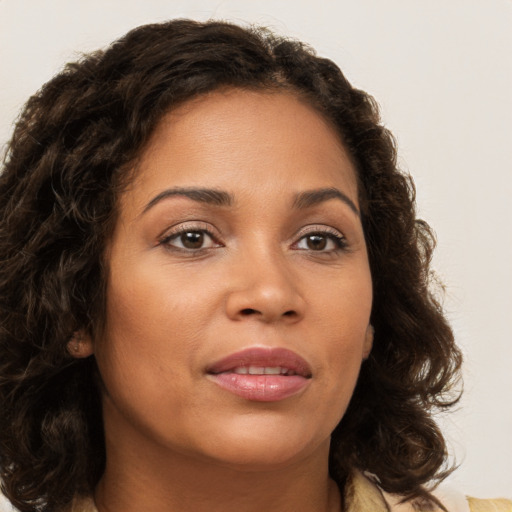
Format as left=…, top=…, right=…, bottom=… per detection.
left=159, top=226, right=221, bottom=251
left=293, top=228, right=347, bottom=252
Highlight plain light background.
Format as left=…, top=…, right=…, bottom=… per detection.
left=0, top=0, right=511, bottom=504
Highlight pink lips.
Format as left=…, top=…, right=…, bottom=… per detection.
left=206, top=347, right=312, bottom=402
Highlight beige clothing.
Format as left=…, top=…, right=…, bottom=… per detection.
left=349, top=471, right=511, bottom=511
left=67, top=471, right=512, bottom=512
left=466, top=498, right=512, bottom=512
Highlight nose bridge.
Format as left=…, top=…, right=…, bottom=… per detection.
left=225, top=235, right=304, bottom=322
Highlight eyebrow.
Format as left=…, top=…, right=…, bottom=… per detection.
left=143, top=187, right=233, bottom=213
left=142, top=185, right=359, bottom=216
left=293, top=187, right=359, bottom=216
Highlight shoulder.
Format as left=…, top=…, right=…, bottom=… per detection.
left=466, top=497, right=512, bottom=512
left=347, top=471, right=512, bottom=512
left=60, top=495, right=98, bottom=512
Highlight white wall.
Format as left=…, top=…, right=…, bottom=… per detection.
left=0, top=0, right=510, bottom=501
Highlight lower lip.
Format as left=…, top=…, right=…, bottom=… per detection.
left=209, top=373, right=310, bottom=402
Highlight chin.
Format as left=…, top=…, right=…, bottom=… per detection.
left=188, top=416, right=332, bottom=471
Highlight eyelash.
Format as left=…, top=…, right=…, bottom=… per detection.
left=158, top=224, right=348, bottom=255
left=292, top=226, right=348, bottom=253
left=158, top=223, right=221, bottom=253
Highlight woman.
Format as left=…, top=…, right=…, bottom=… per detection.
left=0, top=19, right=509, bottom=512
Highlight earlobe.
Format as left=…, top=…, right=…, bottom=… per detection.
left=67, top=330, right=94, bottom=358
left=363, top=324, right=374, bottom=360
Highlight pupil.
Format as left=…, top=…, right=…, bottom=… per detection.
left=307, top=235, right=326, bottom=250
left=182, top=231, right=203, bottom=249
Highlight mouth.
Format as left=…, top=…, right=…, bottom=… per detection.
left=206, top=347, right=312, bottom=402
left=229, top=366, right=301, bottom=376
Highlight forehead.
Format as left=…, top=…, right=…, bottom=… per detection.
left=125, top=88, right=358, bottom=211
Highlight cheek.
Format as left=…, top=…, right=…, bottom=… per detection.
left=312, top=263, right=372, bottom=336
left=311, top=267, right=372, bottom=393
left=94, top=278, right=188, bottom=409
left=94, top=291, right=200, bottom=447
left=102, top=261, right=212, bottom=346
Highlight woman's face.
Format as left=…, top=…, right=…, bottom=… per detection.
left=88, top=89, right=373, bottom=470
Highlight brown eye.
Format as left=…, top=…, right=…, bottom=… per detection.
left=305, top=234, right=327, bottom=251
left=180, top=231, right=204, bottom=249
left=294, top=230, right=346, bottom=252
left=161, top=228, right=219, bottom=251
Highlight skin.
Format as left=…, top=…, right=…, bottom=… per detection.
left=79, top=89, right=373, bottom=512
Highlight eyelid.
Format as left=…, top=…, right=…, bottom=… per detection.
left=291, top=224, right=348, bottom=252
left=156, top=222, right=347, bottom=253
left=157, top=221, right=222, bottom=247
left=293, top=224, right=345, bottom=241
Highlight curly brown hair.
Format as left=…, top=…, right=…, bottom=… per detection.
left=0, top=19, right=462, bottom=512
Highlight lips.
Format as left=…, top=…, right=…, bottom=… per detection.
left=206, top=347, right=312, bottom=402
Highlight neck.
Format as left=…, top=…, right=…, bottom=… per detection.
left=95, top=427, right=341, bottom=512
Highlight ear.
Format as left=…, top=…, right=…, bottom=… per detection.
left=362, top=324, right=374, bottom=360
left=67, top=330, right=94, bottom=358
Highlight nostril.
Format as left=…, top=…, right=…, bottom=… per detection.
left=239, top=308, right=297, bottom=317
left=240, top=308, right=258, bottom=316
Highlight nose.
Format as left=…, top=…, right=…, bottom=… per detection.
left=225, top=249, right=306, bottom=324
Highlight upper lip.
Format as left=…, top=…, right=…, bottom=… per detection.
left=206, top=347, right=312, bottom=378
